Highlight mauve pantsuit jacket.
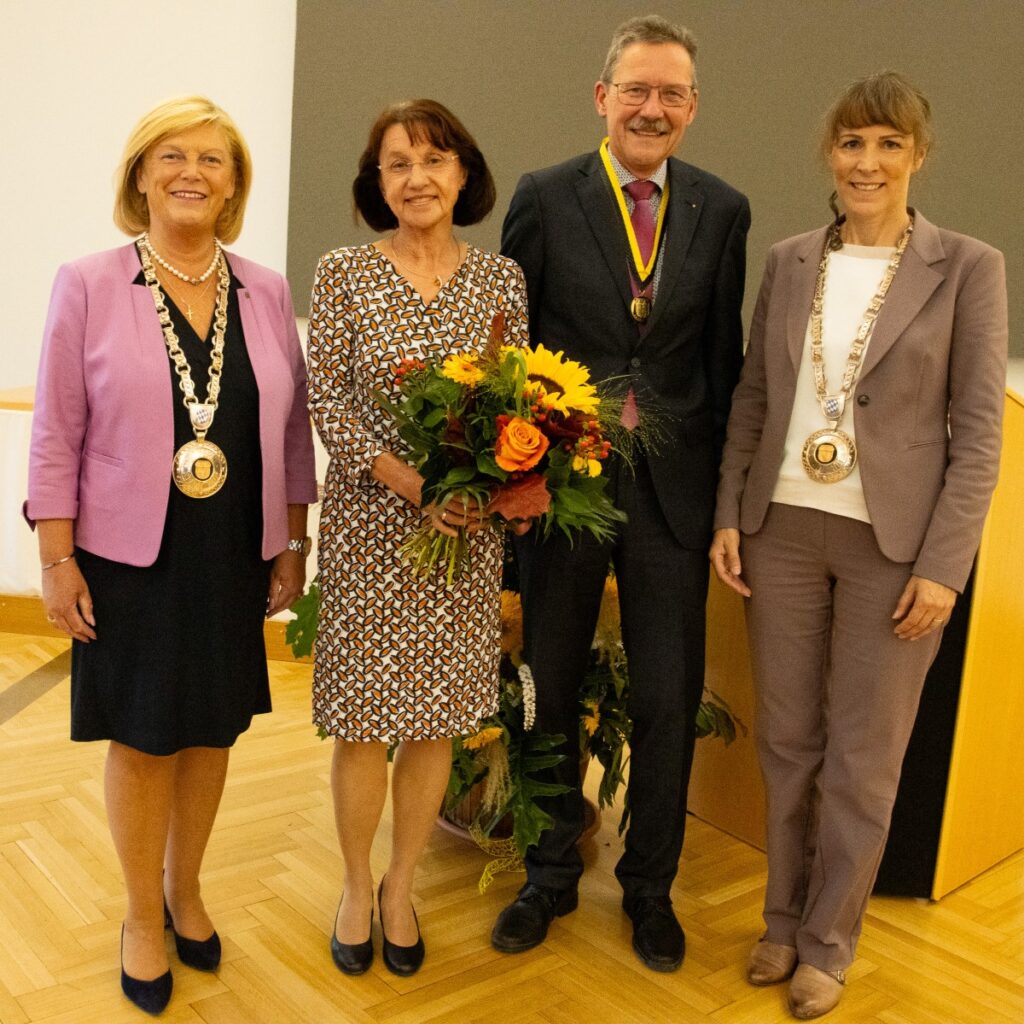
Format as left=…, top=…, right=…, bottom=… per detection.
left=715, top=212, right=1007, bottom=591
left=25, top=243, right=318, bottom=564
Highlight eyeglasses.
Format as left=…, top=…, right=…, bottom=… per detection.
left=610, top=82, right=696, bottom=107
left=378, top=154, right=460, bottom=178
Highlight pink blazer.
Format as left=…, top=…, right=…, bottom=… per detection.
left=25, top=243, right=318, bottom=565
left=715, top=212, right=1007, bottom=593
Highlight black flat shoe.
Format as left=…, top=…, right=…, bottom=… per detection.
left=120, top=925, right=173, bottom=1015
left=491, top=883, right=578, bottom=953
left=164, top=900, right=221, bottom=971
left=624, top=895, right=685, bottom=972
left=378, top=877, right=424, bottom=977
left=330, top=896, right=373, bottom=976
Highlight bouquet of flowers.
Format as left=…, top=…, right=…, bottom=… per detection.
left=377, top=315, right=627, bottom=581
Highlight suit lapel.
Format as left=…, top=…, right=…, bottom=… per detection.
left=643, top=159, right=702, bottom=339
left=121, top=242, right=176, bottom=436
left=787, top=228, right=828, bottom=374
left=573, top=156, right=634, bottom=313
left=228, top=254, right=272, bottom=404
left=124, top=243, right=173, bottom=373
left=859, top=214, right=945, bottom=380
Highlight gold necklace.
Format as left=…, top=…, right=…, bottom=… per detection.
left=137, top=240, right=231, bottom=498
left=389, top=235, right=459, bottom=287
left=801, top=218, right=913, bottom=483
left=158, top=272, right=216, bottom=325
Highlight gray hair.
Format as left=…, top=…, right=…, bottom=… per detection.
left=600, top=14, right=698, bottom=85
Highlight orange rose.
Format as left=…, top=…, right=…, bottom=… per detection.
left=495, top=416, right=550, bottom=472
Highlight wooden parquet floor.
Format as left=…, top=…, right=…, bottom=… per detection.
left=1, top=630, right=1022, bottom=1024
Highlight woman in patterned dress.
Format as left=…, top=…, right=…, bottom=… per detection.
left=307, top=100, right=529, bottom=977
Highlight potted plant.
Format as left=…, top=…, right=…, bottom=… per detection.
left=287, top=573, right=743, bottom=888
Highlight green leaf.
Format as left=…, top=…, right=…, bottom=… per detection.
left=475, top=452, right=506, bottom=479
left=284, top=579, right=320, bottom=659
left=440, top=465, right=478, bottom=487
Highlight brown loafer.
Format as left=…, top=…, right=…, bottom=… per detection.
left=746, top=939, right=797, bottom=986
left=788, top=963, right=846, bottom=1019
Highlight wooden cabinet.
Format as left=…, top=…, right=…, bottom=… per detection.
left=690, top=385, right=1024, bottom=900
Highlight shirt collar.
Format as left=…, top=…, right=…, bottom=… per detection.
left=605, top=148, right=668, bottom=192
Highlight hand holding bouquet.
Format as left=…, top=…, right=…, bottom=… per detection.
left=378, top=315, right=627, bottom=581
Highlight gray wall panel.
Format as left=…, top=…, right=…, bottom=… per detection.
left=289, top=0, right=1022, bottom=353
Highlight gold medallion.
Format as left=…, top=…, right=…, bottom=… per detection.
left=801, top=428, right=857, bottom=483
left=631, top=296, right=651, bottom=322
left=173, top=439, right=228, bottom=498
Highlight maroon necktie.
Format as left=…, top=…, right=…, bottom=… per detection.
left=621, top=180, right=657, bottom=430
left=624, top=179, right=657, bottom=263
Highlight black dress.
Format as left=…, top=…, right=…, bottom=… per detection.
left=71, top=268, right=272, bottom=755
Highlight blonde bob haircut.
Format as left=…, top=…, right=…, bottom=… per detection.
left=821, top=71, right=933, bottom=160
left=113, top=95, right=253, bottom=244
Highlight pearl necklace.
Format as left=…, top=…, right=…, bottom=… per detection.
left=141, top=233, right=222, bottom=285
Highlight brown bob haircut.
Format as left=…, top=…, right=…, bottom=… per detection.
left=352, top=99, right=495, bottom=231
left=821, top=71, right=933, bottom=159
left=113, top=95, right=253, bottom=244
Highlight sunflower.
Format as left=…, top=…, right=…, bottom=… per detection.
left=442, top=352, right=484, bottom=385
left=500, top=590, right=524, bottom=661
left=523, top=344, right=600, bottom=415
left=463, top=725, right=504, bottom=750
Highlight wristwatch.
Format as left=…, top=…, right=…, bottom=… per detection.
left=287, top=536, right=312, bottom=557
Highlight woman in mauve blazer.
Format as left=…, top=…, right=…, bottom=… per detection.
left=28, top=244, right=314, bottom=564
left=710, top=73, right=1006, bottom=1020
left=24, top=97, right=317, bottom=1015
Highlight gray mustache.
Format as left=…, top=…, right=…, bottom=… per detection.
left=627, top=117, right=670, bottom=133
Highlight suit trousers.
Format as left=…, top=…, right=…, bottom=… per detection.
left=743, top=502, right=942, bottom=972
left=515, top=455, right=709, bottom=901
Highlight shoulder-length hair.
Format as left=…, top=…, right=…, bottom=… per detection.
left=113, top=95, right=253, bottom=244
left=352, top=99, right=495, bottom=232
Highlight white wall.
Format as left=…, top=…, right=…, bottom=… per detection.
left=0, top=0, right=298, bottom=390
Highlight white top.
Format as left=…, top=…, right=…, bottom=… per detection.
left=772, top=244, right=896, bottom=523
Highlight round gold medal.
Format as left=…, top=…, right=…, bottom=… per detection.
left=801, top=428, right=857, bottom=483
left=630, top=296, right=651, bottom=322
left=173, top=439, right=228, bottom=498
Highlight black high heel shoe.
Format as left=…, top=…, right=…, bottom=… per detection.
left=163, top=898, right=221, bottom=971
left=378, top=877, right=425, bottom=977
left=330, top=896, right=374, bottom=975
left=120, top=924, right=173, bottom=1015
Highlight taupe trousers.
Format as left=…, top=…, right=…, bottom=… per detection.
left=743, top=502, right=942, bottom=972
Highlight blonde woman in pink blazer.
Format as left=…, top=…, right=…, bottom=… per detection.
left=25, top=97, right=317, bottom=1014
left=710, top=73, right=1007, bottom=1019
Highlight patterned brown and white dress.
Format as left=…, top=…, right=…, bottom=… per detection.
left=308, top=244, right=530, bottom=741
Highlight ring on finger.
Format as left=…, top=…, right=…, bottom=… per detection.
left=47, top=614, right=56, bottom=623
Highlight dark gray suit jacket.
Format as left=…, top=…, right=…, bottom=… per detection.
left=502, top=150, right=750, bottom=548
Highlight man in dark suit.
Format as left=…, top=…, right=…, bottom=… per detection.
left=491, top=15, right=750, bottom=971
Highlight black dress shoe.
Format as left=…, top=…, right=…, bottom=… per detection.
left=164, top=901, right=221, bottom=971
left=491, top=883, right=578, bottom=953
left=120, top=925, right=173, bottom=1015
left=624, top=896, right=685, bottom=972
left=330, top=897, right=374, bottom=976
left=378, top=877, right=425, bottom=977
